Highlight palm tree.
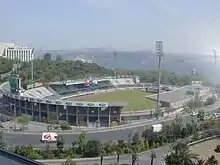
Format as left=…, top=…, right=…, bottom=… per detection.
left=197, top=159, right=206, bottom=165
left=100, top=145, right=104, bottom=165
left=150, top=151, right=156, bottom=165
left=165, top=141, right=200, bottom=165
left=114, top=140, right=123, bottom=164
left=205, top=155, right=219, bottom=165
left=142, top=129, right=152, bottom=143
left=130, top=143, right=138, bottom=165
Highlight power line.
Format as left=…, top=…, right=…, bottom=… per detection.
left=155, top=41, right=163, bottom=109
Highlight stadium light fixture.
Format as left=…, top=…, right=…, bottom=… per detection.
left=155, top=41, right=163, bottom=109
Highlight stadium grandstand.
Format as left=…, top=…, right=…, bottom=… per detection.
left=1, top=75, right=143, bottom=127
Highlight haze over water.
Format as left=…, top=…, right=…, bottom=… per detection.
left=50, top=50, right=220, bottom=83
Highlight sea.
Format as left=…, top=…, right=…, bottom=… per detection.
left=36, top=50, right=220, bottom=84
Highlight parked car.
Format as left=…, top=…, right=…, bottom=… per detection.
left=191, top=111, right=198, bottom=116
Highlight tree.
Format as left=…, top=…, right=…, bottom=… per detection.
left=62, top=158, right=76, bottom=165
left=60, top=123, right=72, bottom=130
left=48, top=112, right=58, bottom=127
left=100, top=144, right=105, bottom=165
left=187, top=99, right=203, bottom=110
left=16, top=116, right=29, bottom=130
left=165, top=141, right=200, bottom=165
left=114, top=140, right=124, bottom=164
left=25, top=144, right=41, bottom=160
left=0, top=57, right=13, bottom=74
left=83, top=140, right=101, bottom=157
left=150, top=151, right=156, bottom=165
left=183, top=106, right=192, bottom=114
left=44, top=144, right=54, bottom=159
left=56, top=135, right=65, bottom=153
left=205, top=155, right=219, bottom=165
left=14, top=58, right=211, bottom=91
left=131, top=133, right=144, bottom=165
left=76, top=132, right=88, bottom=156
left=130, top=144, right=138, bottom=165
left=197, top=110, right=205, bottom=120
left=154, top=109, right=162, bottom=119
left=204, top=96, right=217, bottom=106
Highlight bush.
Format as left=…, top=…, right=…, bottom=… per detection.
left=53, top=125, right=60, bottom=130
left=60, top=123, right=72, bottom=131
left=214, top=145, right=220, bottom=153
left=62, top=158, right=76, bottom=165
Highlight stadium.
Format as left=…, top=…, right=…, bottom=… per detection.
left=0, top=72, right=216, bottom=127
left=0, top=74, right=158, bottom=127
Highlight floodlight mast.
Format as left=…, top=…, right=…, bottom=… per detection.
left=213, top=48, right=217, bottom=65
left=114, top=52, right=117, bottom=77
left=155, top=41, right=163, bottom=109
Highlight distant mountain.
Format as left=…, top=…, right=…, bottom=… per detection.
left=35, top=49, right=220, bottom=83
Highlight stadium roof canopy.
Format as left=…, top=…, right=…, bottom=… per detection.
left=0, top=148, right=43, bottom=165
left=108, top=102, right=127, bottom=106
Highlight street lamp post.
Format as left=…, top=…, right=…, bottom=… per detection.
left=155, top=41, right=164, bottom=109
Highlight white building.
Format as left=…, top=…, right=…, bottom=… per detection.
left=0, top=43, right=34, bottom=62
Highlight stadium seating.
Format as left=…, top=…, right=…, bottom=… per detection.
left=25, top=77, right=138, bottom=98
left=109, top=78, right=135, bottom=87
left=22, top=87, right=54, bottom=99
left=49, top=80, right=115, bottom=96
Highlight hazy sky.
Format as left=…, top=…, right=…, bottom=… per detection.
left=0, top=0, right=220, bottom=54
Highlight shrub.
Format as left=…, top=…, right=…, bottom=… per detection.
left=215, top=145, right=220, bottom=153
left=62, top=158, right=76, bottom=165
left=60, top=123, right=72, bottom=131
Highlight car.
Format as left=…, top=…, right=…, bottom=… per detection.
left=201, top=115, right=210, bottom=121
left=212, top=113, right=220, bottom=119
left=191, top=111, right=198, bottom=116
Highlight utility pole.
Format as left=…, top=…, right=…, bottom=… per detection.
left=155, top=41, right=163, bottom=109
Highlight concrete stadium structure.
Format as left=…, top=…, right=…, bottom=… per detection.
left=146, top=81, right=215, bottom=113
left=1, top=76, right=145, bottom=127
left=1, top=74, right=215, bottom=128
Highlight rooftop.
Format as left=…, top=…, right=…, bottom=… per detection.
left=146, top=86, right=194, bottom=103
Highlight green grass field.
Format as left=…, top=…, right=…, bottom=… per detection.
left=75, top=90, right=156, bottom=111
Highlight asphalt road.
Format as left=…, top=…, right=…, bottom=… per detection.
left=3, top=101, right=220, bottom=148
left=0, top=115, right=201, bottom=148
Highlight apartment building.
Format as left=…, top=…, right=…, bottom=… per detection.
left=0, top=43, right=34, bottom=62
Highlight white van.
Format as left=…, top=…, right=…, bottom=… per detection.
left=41, top=132, right=58, bottom=143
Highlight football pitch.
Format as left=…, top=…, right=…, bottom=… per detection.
left=75, top=90, right=156, bottom=111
